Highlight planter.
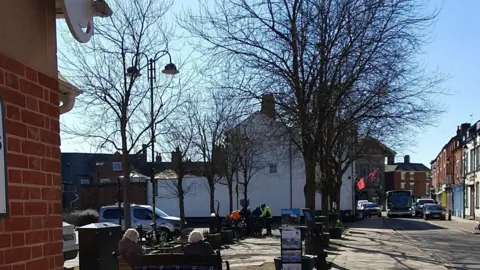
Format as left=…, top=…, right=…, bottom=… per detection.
left=329, top=227, right=342, bottom=239
left=206, top=233, right=222, bottom=249
left=322, top=232, right=330, bottom=248
left=221, top=230, right=234, bottom=244
left=148, top=244, right=183, bottom=254
left=274, top=255, right=317, bottom=270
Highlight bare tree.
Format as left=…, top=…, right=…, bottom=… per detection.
left=189, top=91, right=244, bottom=214
left=58, top=0, right=184, bottom=228
left=179, top=0, right=444, bottom=214
left=226, top=126, right=270, bottom=212
left=158, top=108, right=196, bottom=229
left=218, top=139, right=240, bottom=214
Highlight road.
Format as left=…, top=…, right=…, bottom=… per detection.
left=384, top=216, right=480, bottom=269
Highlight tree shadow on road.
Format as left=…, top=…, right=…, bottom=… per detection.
left=385, top=218, right=447, bottom=231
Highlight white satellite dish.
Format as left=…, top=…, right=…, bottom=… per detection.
left=56, top=0, right=113, bottom=43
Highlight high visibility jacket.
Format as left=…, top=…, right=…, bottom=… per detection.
left=231, top=210, right=241, bottom=221
left=260, top=206, right=273, bottom=219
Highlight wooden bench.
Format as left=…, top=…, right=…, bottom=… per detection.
left=118, top=252, right=230, bottom=270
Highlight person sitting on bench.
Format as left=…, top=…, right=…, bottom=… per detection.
left=118, top=228, right=143, bottom=267
left=184, top=231, right=215, bottom=255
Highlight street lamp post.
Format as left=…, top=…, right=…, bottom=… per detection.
left=126, top=51, right=178, bottom=233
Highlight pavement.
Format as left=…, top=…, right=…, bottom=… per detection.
left=329, top=217, right=448, bottom=270
left=65, top=216, right=480, bottom=269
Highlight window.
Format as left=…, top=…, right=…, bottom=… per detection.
left=100, top=178, right=111, bottom=184
left=476, top=147, right=480, bottom=169
left=80, top=179, right=90, bottom=185
left=400, top=182, right=405, bottom=189
left=401, top=172, right=405, bottom=180
left=476, top=182, right=479, bottom=208
left=470, top=149, right=475, bottom=173
left=410, top=182, right=415, bottom=194
left=426, top=183, right=430, bottom=195
left=102, top=209, right=123, bottom=219
left=133, top=208, right=153, bottom=220
left=466, top=189, right=469, bottom=206
left=409, top=172, right=415, bottom=180
left=269, top=164, right=277, bottom=174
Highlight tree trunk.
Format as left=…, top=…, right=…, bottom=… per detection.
left=228, top=178, right=233, bottom=213
left=121, top=151, right=131, bottom=229
left=304, top=153, right=317, bottom=211
left=209, top=178, right=215, bottom=214
left=321, top=186, right=329, bottom=228
left=178, top=177, right=185, bottom=229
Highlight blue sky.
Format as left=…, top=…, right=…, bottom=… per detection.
left=60, top=0, right=480, bottom=168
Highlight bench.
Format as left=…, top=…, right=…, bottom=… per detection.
left=118, top=252, right=230, bottom=270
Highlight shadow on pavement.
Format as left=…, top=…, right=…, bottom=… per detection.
left=385, top=218, right=447, bottom=231
left=330, top=262, right=348, bottom=270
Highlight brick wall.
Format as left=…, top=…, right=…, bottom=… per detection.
left=0, top=53, right=63, bottom=270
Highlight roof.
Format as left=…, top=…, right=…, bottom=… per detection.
left=385, top=162, right=430, bottom=172
left=154, top=169, right=199, bottom=180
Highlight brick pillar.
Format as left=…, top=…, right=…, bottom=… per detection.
left=0, top=53, right=63, bottom=270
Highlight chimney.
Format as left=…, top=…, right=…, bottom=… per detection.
left=171, top=147, right=181, bottom=169
left=461, top=123, right=471, bottom=134
left=260, top=94, right=276, bottom=119
left=155, top=154, right=162, bottom=163
left=142, top=144, right=147, bottom=160
left=404, top=155, right=410, bottom=164
left=387, top=156, right=394, bottom=165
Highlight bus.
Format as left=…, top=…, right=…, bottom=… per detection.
left=386, top=190, right=413, bottom=218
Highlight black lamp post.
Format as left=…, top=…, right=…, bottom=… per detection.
left=126, top=51, right=178, bottom=232
left=463, top=142, right=468, bottom=218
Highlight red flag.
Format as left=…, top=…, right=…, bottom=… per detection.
left=356, top=177, right=366, bottom=191
left=369, top=168, right=378, bottom=182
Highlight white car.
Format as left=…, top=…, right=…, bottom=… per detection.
left=63, top=222, right=78, bottom=262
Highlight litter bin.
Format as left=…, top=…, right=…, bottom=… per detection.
left=77, top=222, right=122, bottom=270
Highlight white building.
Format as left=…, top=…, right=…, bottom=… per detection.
left=463, top=121, right=480, bottom=220
left=148, top=95, right=355, bottom=217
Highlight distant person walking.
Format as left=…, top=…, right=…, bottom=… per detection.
left=260, top=204, right=273, bottom=236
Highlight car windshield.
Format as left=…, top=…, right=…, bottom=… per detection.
left=365, top=203, right=378, bottom=208
left=426, top=205, right=442, bottom=211
left=418, top=200, right=434, bottom=206
left=143, top=206, right=169, bottom=218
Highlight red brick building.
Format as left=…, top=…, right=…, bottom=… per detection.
left=0, top=2, right=111, bottom=269
left=0, top=55, right=64, bottom=269
left=385, top=155, right=431, bottom=199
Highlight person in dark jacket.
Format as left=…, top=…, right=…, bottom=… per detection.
left=118, top=228, right=143, bottom=267
left=251, top=207, right=262, bottom=217
left=183, top=231, right=216, bottom=255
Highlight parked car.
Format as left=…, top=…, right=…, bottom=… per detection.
left=414, top=198, right=435, bottom=217
left=98, top=204, right=183, bottom=239
left=63, top=222, right=78, bottom=262
left=357, top=200, right=369, bottom=210
left=364, top=203, right=382, bottom=217
left=423, top=204, right=446, bottom=220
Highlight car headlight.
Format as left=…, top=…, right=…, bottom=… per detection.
left=409, top=208, right=412, bottom=211
left=425, top=211, right=430, bottom=214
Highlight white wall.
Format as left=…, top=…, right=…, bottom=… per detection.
left=146, top=113, right=353, bottom=218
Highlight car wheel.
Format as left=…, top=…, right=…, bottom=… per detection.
left=387, top=214, right=392, bottom=218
